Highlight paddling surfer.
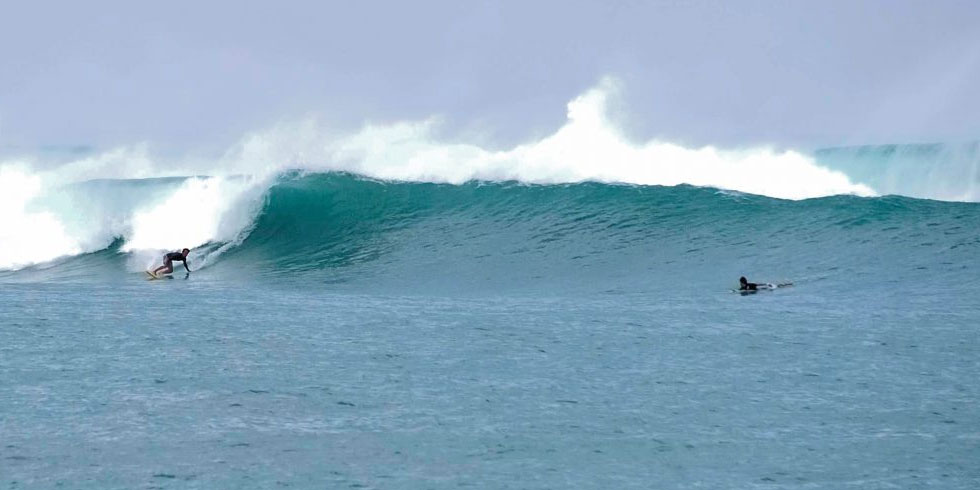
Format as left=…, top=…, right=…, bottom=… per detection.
left=739, top=276, right=768, bottom=291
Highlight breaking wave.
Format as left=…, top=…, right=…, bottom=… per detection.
left=1, top=79, right=976, bottom=275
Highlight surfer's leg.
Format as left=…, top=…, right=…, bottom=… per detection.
left=153, top=260, right=173, bottom=275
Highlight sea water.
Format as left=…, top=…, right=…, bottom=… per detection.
left=2, top=172, right=978, bottom=488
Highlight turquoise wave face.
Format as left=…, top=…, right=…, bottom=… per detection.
left=5, top=172, right=977, bottom=295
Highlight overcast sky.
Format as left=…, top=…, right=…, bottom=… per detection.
left=1, top=0, right=978, bottom=153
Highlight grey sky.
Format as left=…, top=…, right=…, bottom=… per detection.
left=1, top=0, right=978, bottom=153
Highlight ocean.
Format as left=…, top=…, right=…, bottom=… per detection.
left=2, top=134, right=979, bottom=487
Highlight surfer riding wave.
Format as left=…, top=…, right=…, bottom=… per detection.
left=152, top=248, right=191, bottom=276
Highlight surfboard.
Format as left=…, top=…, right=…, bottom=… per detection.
left=145, top=270, right=161, bottom=280
left=146, top=271, right=174, bottom=280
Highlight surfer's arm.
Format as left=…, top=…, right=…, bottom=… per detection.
left=183, top=261, right=191, bottom=272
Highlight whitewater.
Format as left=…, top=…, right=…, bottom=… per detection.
left=2, top=82, right=979, bottom=489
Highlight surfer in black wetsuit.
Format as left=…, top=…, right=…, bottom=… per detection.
left=738, top=277, right=791, bottom=292
left=153, top=248, right=191, bottom=276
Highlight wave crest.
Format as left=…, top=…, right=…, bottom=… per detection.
left=224, top=77, right=875, bottom=200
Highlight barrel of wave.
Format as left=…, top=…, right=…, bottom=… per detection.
left=121, top=176, right=269, bottom=272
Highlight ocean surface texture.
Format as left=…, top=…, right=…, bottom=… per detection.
left=2, top=145, right=979, bottom=488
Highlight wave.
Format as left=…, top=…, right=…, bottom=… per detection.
left=2, top=173, right=977, bottom=296
left=1, top=78, right=977, bottom=274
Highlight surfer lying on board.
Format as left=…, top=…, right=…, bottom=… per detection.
left=738, top=277, right=793, bottom=291
left=153, top=248, right=191, bottom=276
left=739, top=276, right=769, bottom=291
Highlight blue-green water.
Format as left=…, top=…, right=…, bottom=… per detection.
left=2, top=172, right=979, bottom=488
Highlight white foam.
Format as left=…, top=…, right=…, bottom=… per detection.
left=0, top=165, right=81, bottom=270
left=121, top=176, right=263, bottom=252
left=224, top=77, right=876, bottom=199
